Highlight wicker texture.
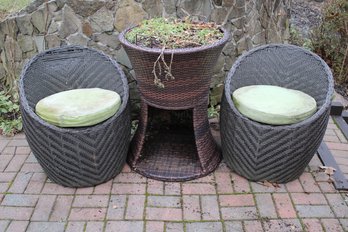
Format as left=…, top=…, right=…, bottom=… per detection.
left=119, top=27, right=229, bottom=110
left=119, top=27, right=229, bottom=181
left=128, top=100, right=221, bottom=181
left=19, top=46, right=131, bottom=187
left=220, top=44, right=334, bottom=183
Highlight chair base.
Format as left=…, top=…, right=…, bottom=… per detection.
left=128, top=101, right=221, bottom=182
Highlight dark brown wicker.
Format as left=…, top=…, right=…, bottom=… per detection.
left=220, top=44, right=334, bottom=183
left=119, top=27, right=230, bottom=109
left=119, top=27, right=229, bottom=181
left=19, top=46, right=131, bottom=187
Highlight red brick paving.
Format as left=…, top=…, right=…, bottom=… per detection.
left=5, top=220, right=29, bottom=232
left=0, top=117, right=348, bottom=231
left=166, top=222, right=184, bottom=232
left=232, top=173, right=251, bottom=193
left=145, top=221, right=164, bottom=232
left=321, top=219, right=345, bottom=232
left=74, top=186, right=94, bottom=195
left=93, top=180, right=112, bottom=194
left=263, top=219, right=302, bottom=232
left=73, top=195, right=109, bottom=208
left=146, top=207, right=182, bottom=221
left=255, top=193, right=277, bottom=218
left=244, top=220, right=263, bottom=232
left=125, top=195, right=145, bottom=219
left=65, top=221, right=85, bottom=232
left=85, top=222, right=104, bottom=232
left=182, top=195, right=201, bottom=220
left=31, top=195, right=56, bottom=221
left=0, top=206, right=33, bottom=220
left=273, top=193, right=297, bottom=218
left=299, top=172, right=321, bottom=193
left=215, top=172, right=233, bottom=193
left=111, top=183, right=146, bottom=194
left=303, top=219, right=324, bottom=232
left=107, top=195, right=126, bottom=220
left=182, top=183, right=216, bottom=194
left=164, top=182, right=181, bottom=195
left=201, top=195, right=220, bottom=220
left=291, top=192, right=327, bottom=205
left=50, top=195, right=74, bottom=222
left=219, top=194, right=254, bottom=207
left=285, top=179, right=304, bottom=192
left=69, top=207, right=106, bottom=221
left=8, top=172, right=32, bottom=193
left=221, top=206, right=258, bottom=220
left=147, top=179, right=164, bottom=195
left=147, top=196, right=181, bottom=208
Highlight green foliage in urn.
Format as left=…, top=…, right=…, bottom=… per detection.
left=124, top=18, right=224, bottom=88
left=125, top=17, right=224, bottom=49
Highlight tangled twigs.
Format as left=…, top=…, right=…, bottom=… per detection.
left=338, top=22, right=348, bottom=82
left=152, top=47, right=175, bottom=88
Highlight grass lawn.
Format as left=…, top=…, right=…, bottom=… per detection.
left=0, top=0, right=32, bottom=20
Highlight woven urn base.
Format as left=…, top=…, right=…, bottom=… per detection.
left=128, top=100, right=221, bottom=181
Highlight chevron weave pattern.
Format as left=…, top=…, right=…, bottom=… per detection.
left=19, top=46, right=131, bottom=187
left=221, top=44, right=334, bottom=183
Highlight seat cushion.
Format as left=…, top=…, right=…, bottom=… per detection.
left=232, top=85, right=317, bottom=125
left=36, top=88, right=121, bottom=127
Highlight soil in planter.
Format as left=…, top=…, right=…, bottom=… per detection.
left=124, top=18, right=225, bottom=88
left=125, top=18, right=224, bottom=49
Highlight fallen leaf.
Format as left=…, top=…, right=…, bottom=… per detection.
left=328, top=177, right=335, bottom=183
left=325, top=167, right=336, bottom=175
left=260, top=180, right=280, bottom=188
left=262, top=180, right=273, bottom=188
left=326, top=168, right=336, bottom=175
left=319, top=166, right=336, bottom=175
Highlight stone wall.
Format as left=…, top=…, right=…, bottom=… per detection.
left=0, top=0, right=290, bottom=107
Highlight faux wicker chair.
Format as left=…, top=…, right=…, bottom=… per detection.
left=220, top=44, right=334, bottom=183
left=19, top=46, right=131, bottom=187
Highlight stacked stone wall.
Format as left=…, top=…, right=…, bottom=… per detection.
left=0, top=0, right=290, bottom=106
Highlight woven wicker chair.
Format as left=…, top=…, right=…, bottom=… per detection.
left=19, top=46, right=131, bottom=187
left=220, top=44, right=334, bottom=183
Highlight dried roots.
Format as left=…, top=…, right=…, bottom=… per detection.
left=152, top=47, right=175, bottom=88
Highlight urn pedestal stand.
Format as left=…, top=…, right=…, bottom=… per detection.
left=119, top=27, right=229, bottom=181
left=128, top=98, right=221, bottom=181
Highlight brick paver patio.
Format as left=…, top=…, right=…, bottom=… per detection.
left=0, top=117, right=348, bottom=232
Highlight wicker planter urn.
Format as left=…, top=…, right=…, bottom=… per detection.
left=119, top=23, right=229, bottom=181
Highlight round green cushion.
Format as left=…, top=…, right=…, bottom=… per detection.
left=232, top=85, right=317, bottom=125
left=36, top=88, right=121, bottom=127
